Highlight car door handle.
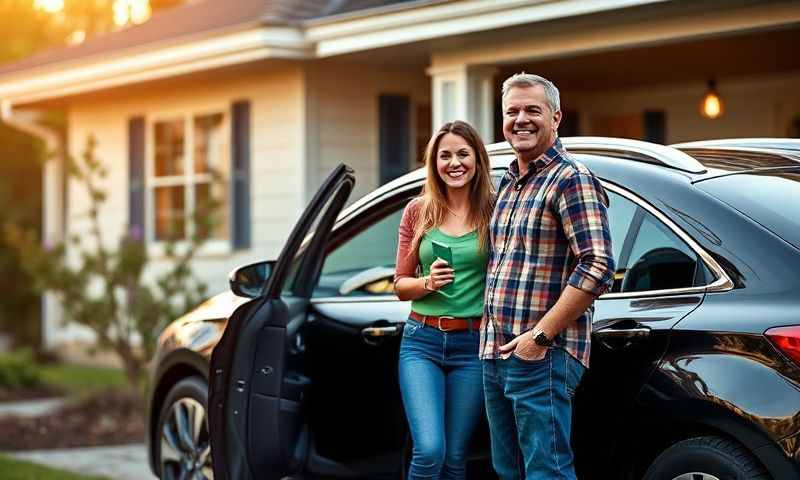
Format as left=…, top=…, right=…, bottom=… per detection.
left=361, top=323, right=404, bottom=347
left=595, top=327, right=651, bottom=339
left=362, top=325, right=403, bottom=338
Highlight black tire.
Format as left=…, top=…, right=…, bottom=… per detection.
left=156, top=376, right=213, bottom=480
left=643, top=436, right=770, bottom=480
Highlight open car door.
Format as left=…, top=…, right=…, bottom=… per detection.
left=209, top=164, right=355, bottom=480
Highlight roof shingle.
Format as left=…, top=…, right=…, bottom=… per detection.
left=0, top=0, right=418, bottom=76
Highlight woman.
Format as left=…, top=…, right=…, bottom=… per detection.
left=394, top=120, right=494, bottom=479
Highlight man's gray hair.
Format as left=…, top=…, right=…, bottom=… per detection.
left=501, top=73, right=561, bottom=113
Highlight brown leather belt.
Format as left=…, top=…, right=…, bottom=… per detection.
left=409, top=311, right=482, bottom=332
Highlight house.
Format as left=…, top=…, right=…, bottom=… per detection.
left=0, top=0, right=798, bottom=350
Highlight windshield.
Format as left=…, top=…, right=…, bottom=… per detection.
left=696, top=169, right=800, bottom=250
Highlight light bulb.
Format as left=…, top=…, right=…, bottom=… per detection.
left=700, top=80, right=724, bottom=119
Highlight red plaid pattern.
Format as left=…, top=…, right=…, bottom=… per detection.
left=481, top=139, right=615, bottom=367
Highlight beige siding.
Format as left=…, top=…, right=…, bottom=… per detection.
left=305, top=61, right=430, bottom=202
left=60, top=64, right=307, bottom=345
left=53, top=60, right=431, bottom=347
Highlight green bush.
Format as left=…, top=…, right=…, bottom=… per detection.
left=0, top=349, right=43, bottom=390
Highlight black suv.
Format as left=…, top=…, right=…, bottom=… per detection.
left=146, top=137, right=800, bottom=480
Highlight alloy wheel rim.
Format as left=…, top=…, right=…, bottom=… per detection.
left=671, top=474, right=721, bottom=480
left=160, top=397, right=213, bottom=480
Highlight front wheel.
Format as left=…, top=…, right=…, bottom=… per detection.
left=643, top=436, right=769, bottom=480
left=157, top=376, right=213, bottom=480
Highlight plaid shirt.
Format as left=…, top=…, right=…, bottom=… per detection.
left=481, top=138, right=615, bottom=368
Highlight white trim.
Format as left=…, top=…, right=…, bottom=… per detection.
left=309, top=0, right=669, bottom=57
left=0, top=27, right=310, bottom=104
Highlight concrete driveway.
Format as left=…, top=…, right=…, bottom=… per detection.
left=8, top=443, right=155, bottom=480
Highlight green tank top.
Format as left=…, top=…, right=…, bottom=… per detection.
left=411, top=228, right=488, bottom=318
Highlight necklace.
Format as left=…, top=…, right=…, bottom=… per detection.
left=446, top=205, right=467, bottom=219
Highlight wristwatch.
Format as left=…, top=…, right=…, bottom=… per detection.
left=532, top=328, right=553, bottom=347
left=423, top=276, right=434, bottom=292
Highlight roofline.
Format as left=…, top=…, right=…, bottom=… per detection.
left=305, top=0, right=669, bottom=57
left=303, top=0, right=452, bottom=26
left=0, top=0, right=668, bottom=105
left=3, top=0, right=799, bottom=104
left=0, top=25, right=311, bottom=105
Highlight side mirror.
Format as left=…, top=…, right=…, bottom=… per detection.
left=229, top=260, right=275, bottom=298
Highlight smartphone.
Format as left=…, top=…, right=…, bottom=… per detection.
left=430, top=240, right=454, bottom=294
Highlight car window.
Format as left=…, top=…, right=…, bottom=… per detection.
left=492, top=172, right=503, bottom=189
left=621, top=211, right=699, bottom=293
left=605, top=190, right=638, bottom=293
left=606, top=191, right=637, bottom=267
left=282, top=190, right=345, bottom=297
left=313, top=202, right=407, bottom=298
left=696, top=170, right=800, bottom=251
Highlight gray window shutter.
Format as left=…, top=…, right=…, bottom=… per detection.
left=128, top=116, right=145, bottom=241
left=379, top=95, right=410, bottom=185
left=231, top=100, right=251, bottom=250
left=560, top=109, right=581, bottom=137
left=643, top=110, right=666, bottom=144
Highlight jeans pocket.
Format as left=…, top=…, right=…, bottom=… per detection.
left=565, top=354, right=585, bottom=398
left=511, top=348, right=550, bottom=365
left=403, top=318, right=422, bottom=338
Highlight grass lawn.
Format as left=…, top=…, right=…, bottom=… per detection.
left=0, top=454, right=110, bottom=479
left=37, top=363, right=128, bottom=397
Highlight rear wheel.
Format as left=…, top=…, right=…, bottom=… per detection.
left=643, top=436, right=769, bottom=480
left=157, top=376, right=213, bottom=480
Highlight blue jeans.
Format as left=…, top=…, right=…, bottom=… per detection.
left=398, top=317, right=485, bottom=480
left=482, top=348, right=585, bottom=480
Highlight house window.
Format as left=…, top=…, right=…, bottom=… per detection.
left=149, top=112, right=229, bottom=247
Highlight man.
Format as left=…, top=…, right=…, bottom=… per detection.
left=481, top=73, right=615, bottom=479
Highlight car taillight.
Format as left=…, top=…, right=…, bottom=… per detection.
left=766, top=326, right=800, bottom=365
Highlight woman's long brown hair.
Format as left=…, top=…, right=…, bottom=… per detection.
left=410, top=121, right=495, bottom=255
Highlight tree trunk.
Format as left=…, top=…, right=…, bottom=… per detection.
left=115, top=342, right=144, bottom=390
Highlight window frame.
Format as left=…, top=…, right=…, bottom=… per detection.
left=145, top=107, right=232, bottom=257
left=309, top=172, right=734, bottom=305
left=311, top=183, right=422, bottom=304
left=599, top=181, right=733, bottom=299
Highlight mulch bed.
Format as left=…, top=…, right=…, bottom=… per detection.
left=0, top=386, right=63, bottom=403
left=0, top=390, right=146, bottom=451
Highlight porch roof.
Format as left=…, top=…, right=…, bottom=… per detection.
left=0, top=0, right=425, bottom=76
left=7, top=0, right=797, bottom=108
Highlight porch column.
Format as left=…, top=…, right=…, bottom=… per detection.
left=42, top=147, right=65, bottom=350
left=429, top=65, right=498, bottom=141
left=467, top=66, right=499, bottom=143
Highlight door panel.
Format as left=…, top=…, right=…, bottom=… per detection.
left=210, top=164, right=355, bottom=480
left=304, top=301, right=407, bottom=477
left=574, top=294, right=704, bottom=479
left=573, top=189, right=709, bottom=478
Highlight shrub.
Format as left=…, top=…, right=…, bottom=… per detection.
left=0, top=349, right=43, bottom=391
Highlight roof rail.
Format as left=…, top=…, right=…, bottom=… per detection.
left=485, top=137, right=707, bottom=174
left=671, top=138, right=800, bottom=153
left=561, top=137, right=707, bottom=174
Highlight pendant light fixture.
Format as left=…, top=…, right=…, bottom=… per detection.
left=700, top=79, right=724, bottom=120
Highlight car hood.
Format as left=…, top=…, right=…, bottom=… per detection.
left=179, top=290, right=252, bottom=324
